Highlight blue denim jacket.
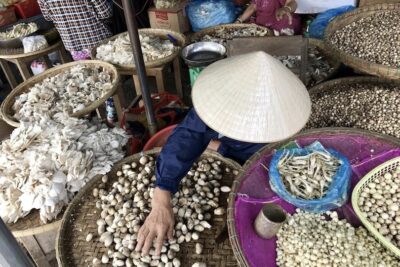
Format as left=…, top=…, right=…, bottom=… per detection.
left=155, top=109, right=266, bottom=193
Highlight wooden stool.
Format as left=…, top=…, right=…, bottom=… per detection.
left=0, top=41, right=71, bottom=89
left=122, top=57, right=183, bottom=98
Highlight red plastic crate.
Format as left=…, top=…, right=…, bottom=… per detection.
left=0, top=7, right=17, bottom=27
left=13, top=0, right=41, bottom=19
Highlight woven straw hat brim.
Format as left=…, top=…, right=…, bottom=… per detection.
left=192, top=51, right=311, bottom=143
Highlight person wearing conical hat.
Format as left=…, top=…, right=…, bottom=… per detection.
left=135, top=51, right=311, bottom=256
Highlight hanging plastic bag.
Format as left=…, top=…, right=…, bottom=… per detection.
left=22, top=35, right=48, bottom=53
left=269, top=141, right=352, bottom=213
left=308, top=5, right=355, bottom=39
left=186, top=0, right=236, bottom=32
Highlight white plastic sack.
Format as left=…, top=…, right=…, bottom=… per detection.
left=22, top=35, right=49, bottom=53
left=295, top=0, right=357, bottom=14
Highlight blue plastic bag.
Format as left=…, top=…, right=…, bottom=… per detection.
left=309, top=5, right=356, bottom=39
left=269, top=142, right=352, bottom=213
left=186, top=0, right=237, bottom=32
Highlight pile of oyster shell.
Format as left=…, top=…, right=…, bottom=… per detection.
left=88, top=155, right=236, bottom=267
left=12, top=64, right=113, bottom=122
left=0, top=114, right=128, bottom=224
left=307, top=82, right=400, bottom=138
left=96, top=33, right=177, bottom=66
left=329, top=11, right=400, bottom=67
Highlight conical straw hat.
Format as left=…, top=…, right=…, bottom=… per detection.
left=192, top=51, right=311, bottom=143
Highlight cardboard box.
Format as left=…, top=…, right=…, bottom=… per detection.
left=148, top=3, right=190, bottom=33
left=0, top=7, right=17, bottom=27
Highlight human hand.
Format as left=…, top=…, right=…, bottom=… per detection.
left=135, top=188, right=174, bottom=256
left=275, top=7, right=293, bottom=25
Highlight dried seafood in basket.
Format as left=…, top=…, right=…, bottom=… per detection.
left=89, top=155, right=238, bottom=266
left=12, top=64, right=113, bottom=122
left=0, top=114, right=128, bottom=224
left=154, top=0, right=180, bottom=9
left=276, top=150, right=342, bottom=200
left=0, top=22, right=38, bottom=40
left=329, top=11, right=400, bottom=68
left=307, top=82, right=400, bottom=138
left=192, top=26, right=270, bottom=45
left=276, top=210, right=399, bottom=267
left=358, top=165, right=400, bottom=248
left=96, top=32, right=178, bottom=65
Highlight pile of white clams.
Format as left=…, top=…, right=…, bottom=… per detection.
left=89, top=155, right=237, bottom=267
left=0, top=114, right=128, bottom=223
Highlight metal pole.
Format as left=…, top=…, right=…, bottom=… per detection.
left=121, top=0, right=158, bottom=136
left=0, top=218, right=35, bottom=267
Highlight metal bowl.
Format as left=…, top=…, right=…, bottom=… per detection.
left=0, top=27, right=38, bottom=49
left=181, top=41, right=226, bottom=67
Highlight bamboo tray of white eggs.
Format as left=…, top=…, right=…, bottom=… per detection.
left=56, top=148, right=242, bottom=267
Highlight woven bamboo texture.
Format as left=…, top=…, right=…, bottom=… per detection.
left=191, top=23, right=273, bottom=43
left=324, top=3, right=400, bottom=80
left=91, top=29, right=186, bottom=72
left=308, top=38, right=341, bottom=84
left=1, top=60, right=120, bottom=127
left=57, top=148, right=242, bottom=267
left=227, top=128, right=400, bottom=267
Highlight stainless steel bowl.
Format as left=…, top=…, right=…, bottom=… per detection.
left=181, top=42, right=226, bottom=67
left=0, top=28, right=38, bottom=49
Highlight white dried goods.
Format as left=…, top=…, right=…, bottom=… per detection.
left=195, top=243, right=203, bottom=255
left=192, top=27, right=269, bottom=45
left=307, top=83, right=400, bottom=138
left=359, top=166, right=400, bottom=247
left=0, top=114, right=128, bottom=223
left=276, top=210, right=399, bottom=266
left=277, top=150, right=341, bottom=200
left=12, top=64, right=113, bottom=122
left=0, top=23, right=38, bottom=40
left=96, top=33, right=177, bottom=66
left=330, top=11, right=400, bottom=67
left=91, top=155, right=236, bottom=266
left=155, top=0, right=179, bottom=9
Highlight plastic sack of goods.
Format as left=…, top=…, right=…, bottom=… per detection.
left=186, top=0, right=237, bottom=32
left=269, top=141, right=352, bottom=212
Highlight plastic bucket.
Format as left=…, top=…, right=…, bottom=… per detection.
left=143, top=124, right=177, bottom=151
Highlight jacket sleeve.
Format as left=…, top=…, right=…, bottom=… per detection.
left=155, top=110, right=212, bottom=194
left=91, top=0, right=113, bottom=19
left=38, top=0, right=52, bottom=21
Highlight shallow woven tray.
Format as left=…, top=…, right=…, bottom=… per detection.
left=227, top=128, right=400, bottom=266
left=308, top=38, right=341, bottom=85
left=324, top=3, right=400, bottom=80
left=352, top=157, right=400, bottom=258
left=1, top=60, right=120, bottom=127
left=57, top=148, right=242, bottom=267
left=91, top=29, right=187, bottom=72
left=191, top=23, right=273, bottom=43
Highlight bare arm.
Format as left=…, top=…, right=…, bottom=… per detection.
left=284, top=0, right=297, bottom=13
left=237, top=3, right=256, bottom=23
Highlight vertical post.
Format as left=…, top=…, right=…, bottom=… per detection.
left=0, top=218, right=35, bottom=267
left=121, top=0, right=157, bottom=136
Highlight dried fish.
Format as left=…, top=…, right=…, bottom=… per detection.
left=12, top=64, right=113, bottom=122
left=96, top=32, right=177, bottom=65
left=0, top=114, right=128, bottom=223
left=277, top=151, right=341, bottom=200
left=0, top=23, right=38, bottom=40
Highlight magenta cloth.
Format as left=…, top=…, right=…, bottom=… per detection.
left=251, top=0, right=301, bottom=34
left=70, top=49, right=91, bottom=61
left=234, top=132, right=400, bottom=267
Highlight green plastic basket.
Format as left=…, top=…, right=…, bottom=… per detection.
left=352, top=156, right=400, bottom=258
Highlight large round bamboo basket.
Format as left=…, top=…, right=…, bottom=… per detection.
left=91, top=29, right=187, bottom=73
left=1, top=60, right=120, bottom=127
left=324, top=3, right=400, bottom=80
left=57, top=148, right=242, bottom=267
left=191, top=23, right=272, bottom=43
left=227, top=128, right=400, bottom=266
left=308, top=38, right=341, bottom=85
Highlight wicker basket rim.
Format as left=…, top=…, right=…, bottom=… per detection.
left=324, top=3, right=400, bottom=80
left=351, top=157, right=400, bottom=257
left=227, top=127, right=400, bottom=267
left=57, top=148, right=241, bottom=266
left=1, top=60, right=120, bottom=127
left=91, top=29, right=187, bottom=72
